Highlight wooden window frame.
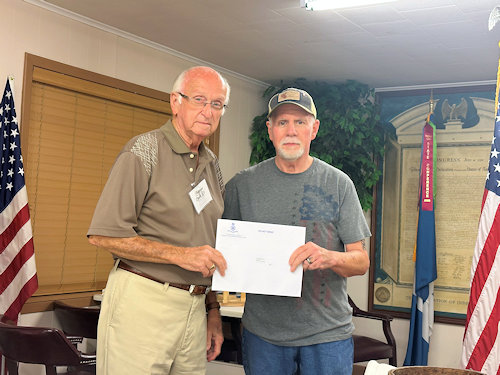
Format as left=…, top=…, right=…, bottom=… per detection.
left=20, top=54, right=220, bottom=312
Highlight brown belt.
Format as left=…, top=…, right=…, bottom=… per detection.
left=117, top=261, right=210, bottom=295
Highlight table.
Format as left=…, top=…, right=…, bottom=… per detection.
left=95, top=294, right=243, bottom=318
left=220, top=305, right=243, bottom=318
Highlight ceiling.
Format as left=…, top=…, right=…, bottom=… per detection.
left=30, top=0, right=500, bottom=89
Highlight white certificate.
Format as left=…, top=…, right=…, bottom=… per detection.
left=212, top=219, right=306, bottom=297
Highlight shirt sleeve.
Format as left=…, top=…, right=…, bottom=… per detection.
left=87, top=152, right=149, bottom=238
left=336, top=177, right=371, bottom=245
left=222, top=176, right=242, bottom=221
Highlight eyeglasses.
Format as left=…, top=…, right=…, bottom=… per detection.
left=177, top=92, right=227, bottom=111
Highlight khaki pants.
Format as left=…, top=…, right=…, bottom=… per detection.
left=97, top=262, right=207, bottom=375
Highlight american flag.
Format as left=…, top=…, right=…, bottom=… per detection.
left=0, top=78, right=37, bottom=321
left=461, top=84, right=500, bottom=374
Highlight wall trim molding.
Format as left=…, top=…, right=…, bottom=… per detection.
left=376, top=80, right=496, bottom=92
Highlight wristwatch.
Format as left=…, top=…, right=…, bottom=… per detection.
left=205, top=301, right=221, bottom=312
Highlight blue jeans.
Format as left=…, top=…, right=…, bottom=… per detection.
left=242, top=328, right=353, bottom=375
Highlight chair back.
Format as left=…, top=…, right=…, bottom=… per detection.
left=53, top=300, right=100, bottom=339
left=349, top=295, right=397, bottom=366
left=0, top=316, right=84, bottom=375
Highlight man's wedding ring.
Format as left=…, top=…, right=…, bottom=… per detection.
left=306, top=257, right=313, bottom=264
left=209, top=264, right=216, bottom=270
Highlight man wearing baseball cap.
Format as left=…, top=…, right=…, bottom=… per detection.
left=223, top=88, right=371, bottom=374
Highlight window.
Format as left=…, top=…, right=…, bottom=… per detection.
left=20, top=54, right=219, bottom=311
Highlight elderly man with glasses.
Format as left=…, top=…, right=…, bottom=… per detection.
left=88, top=66, right=230, bottom=375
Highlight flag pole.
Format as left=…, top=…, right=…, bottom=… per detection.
left=428, top=88, right=434, bottom=116
left=496, top=42, right=500, bottom=111
left=404, top=91, right=438, bottom=367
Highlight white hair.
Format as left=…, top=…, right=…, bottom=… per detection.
left=172, top=66, right=231, bottom=106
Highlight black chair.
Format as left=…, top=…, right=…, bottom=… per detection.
left=349, top=295, right=397, bottom=366
left=53, top=300, right=100, bottom=345
left=216, top=315, right=243, bottom=364
left=0, top=315, right=96, bottom=375
left=53, top=300, right=100, bottom=374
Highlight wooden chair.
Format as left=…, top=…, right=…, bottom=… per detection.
left=53, top=300, right=100, bottom=345
left=0, top=315, right=96, bottom=375
left=349, top=295, right=397, bottom=366
left=53, top=300, right=100, bottom=374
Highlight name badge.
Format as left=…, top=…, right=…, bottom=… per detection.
left=189, top=179, right=213, bottom=214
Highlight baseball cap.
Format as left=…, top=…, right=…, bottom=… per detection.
left=267, top=88, right=317, bottom=119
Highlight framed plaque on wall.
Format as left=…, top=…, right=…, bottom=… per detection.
left=371, top=83, right=495, bottom=324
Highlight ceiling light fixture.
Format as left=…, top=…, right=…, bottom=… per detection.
left=300, top=0, right=398, bottom=11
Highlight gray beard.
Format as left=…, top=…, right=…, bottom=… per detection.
left=277, top=146, right=304, bottom=161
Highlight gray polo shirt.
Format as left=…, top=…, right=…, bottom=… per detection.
left=88, top=120, right=224, bottom=285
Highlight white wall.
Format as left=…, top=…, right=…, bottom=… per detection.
left=6, top=0, right=465, bottom=373
left=4, top=0, right=266, bottom=184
